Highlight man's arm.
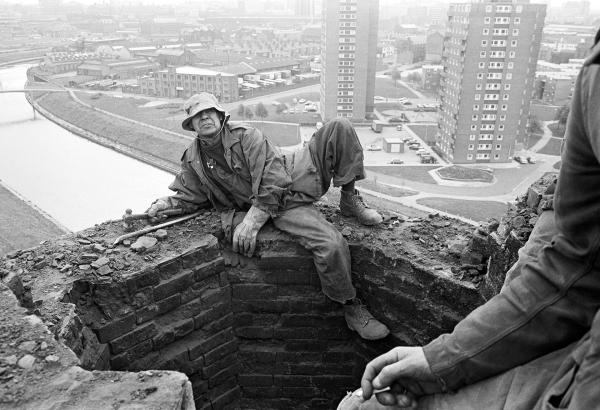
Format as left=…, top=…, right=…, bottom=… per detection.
left=149, top=154, right=211, bottom=216
left=239, top=127, right=291, bottom=216
left=422, top=65, right=600, bottom=391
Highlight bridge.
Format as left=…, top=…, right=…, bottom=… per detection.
left=0, top=88, right=68, bottom=94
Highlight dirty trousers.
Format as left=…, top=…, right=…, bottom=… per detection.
left=274, top=118, right=366, bottom=304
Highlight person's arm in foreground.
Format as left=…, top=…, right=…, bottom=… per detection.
left=361, top=64, right=600, bottom=406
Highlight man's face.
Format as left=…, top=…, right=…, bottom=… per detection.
left=192, top=108, right=222, bottom=138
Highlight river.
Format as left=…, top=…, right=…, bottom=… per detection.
left=0, top=64, right=174, bottom=232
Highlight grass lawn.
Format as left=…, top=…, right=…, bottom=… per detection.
left=366, top=166, right=439, bottom=184
left=356, top=179, right=418, bottom=197
left=553, top=161, right=561, bottom=170
left=374, top=77, right=419, bottom=98
left=436, top=165, right=494, bottom=183
left=77, top=92, right=302, bottom=146
left=538, top=138, right=563, bottom=156
left=416, top=197, right=509, bottom=222
left=526, top=133, right=543, bottom=149
left=0, top=183, right=66, bottom=256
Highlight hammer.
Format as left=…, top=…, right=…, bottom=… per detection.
left=122, top=208, right=184, bottom=231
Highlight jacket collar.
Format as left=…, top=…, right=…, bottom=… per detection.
left=185, top=122, right=240, bottom=164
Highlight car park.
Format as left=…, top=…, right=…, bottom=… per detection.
left=408, top=144, right=420, bottom=150
left=389, top=159, right=404, bottom=164
left=365, top=144, right=382, bottom=151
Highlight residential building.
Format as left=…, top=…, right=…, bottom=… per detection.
left=534, top=59, right=582, bottom=106
left=426, top=31, right=444, bottom=62
left=77, top=58, right=158, bottom=79
left=156, top=49, right=197, bottom=68
left=422, top=64, right=443, bottom=91
left=320, top=0, right=379, bottom=121
left=139, top=66, right=238, bottom=102
left=437, top=1, right=546, bottom=164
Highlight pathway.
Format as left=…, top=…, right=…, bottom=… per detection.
left=530, top=121, right=559, bottom=153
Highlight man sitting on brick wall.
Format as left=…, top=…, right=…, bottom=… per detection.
left=338, top=29, right=600, bottom=410
left=147, top=92, right=389, bottom=341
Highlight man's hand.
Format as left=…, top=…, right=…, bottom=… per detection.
left=361, top=347, right=441, bottom=408
left=232, top=206, right=270, bottom=257
left=147, top=198, right=173, bottom=218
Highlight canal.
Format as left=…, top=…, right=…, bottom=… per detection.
left=0, top=64, right=174, bottom=233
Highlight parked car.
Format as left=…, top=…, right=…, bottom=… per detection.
left=416, top=149, right=429, bottom=156
left=527, top=156, right=537, bottom=164
left=396, top=124, right=403, bottom=131
left=513, top=155, right=527, bottom=164
left=298, top=98, right=306, bottom=103
left=421, top=155, right=437, bottom=164
left=365, top=144, right=382, bottom=151
left=389, top=159, right=404, bottom=164
left=374, top=95, right=385, bottom=101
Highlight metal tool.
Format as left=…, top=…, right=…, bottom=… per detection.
left=121, top=208, right=183, bottom=231
left=113, top=211, right=202, bottom=246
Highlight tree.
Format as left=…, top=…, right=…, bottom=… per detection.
left=237, top=104, right=245, bottom=117
left=255, top=102, right=268, bottom=120
left=527, top=115, right=542, bottom=135
left=275, top=103, right=286, bottom=114
left=555, top=104, right=570, bottom=127
left=407, top=72, right=422, bottom=84
left=244, top=106, right=254, bottom=120
left=391, top=68, right=402, bottom=88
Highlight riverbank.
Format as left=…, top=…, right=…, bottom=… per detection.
left=0, top=181, right=68, bottom=255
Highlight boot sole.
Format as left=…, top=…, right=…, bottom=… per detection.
left=346, top=322, right=390, bottom=340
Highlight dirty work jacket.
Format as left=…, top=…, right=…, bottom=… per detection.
left=422, top=42, right=600, bottom=402
left=168, top=122, right=320, bottom=216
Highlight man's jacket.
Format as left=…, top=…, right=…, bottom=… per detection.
left=422, top=41, right=600, bottom=407
left=168, top=121, right=322, bottom=217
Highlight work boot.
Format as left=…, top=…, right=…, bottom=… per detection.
left=340, top=190, right=383, bottom=226
left=344, top=300, right=390, bottom=340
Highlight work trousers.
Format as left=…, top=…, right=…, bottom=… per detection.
left=273, top=118, right=366, bottom=304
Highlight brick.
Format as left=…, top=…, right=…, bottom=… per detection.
left=153, top=268, right=194, bottom=301
left=157, top=256, right=182, bottom=279
left=235, top=326, right=273, bottom=339
left=241, top=386, right=281, bottom=399
left=238, top=373, right=273, bottom=387
left=136, top=293, right=180, bottom=324
left=233, top=313, right=278, bottom=327
left=190, top=374, right=209, bottom=396
left=131, top=287, right=154, bottom=309
left=109, top=339, right=153, bottom=370
left=281, top=362, right=354, bottom=375
left=155, top=342, right=189, bottom=371
left=210, top=364, right=240, bottom=389
left=207, top=375, right=238, bottom=400
left=182, top=355, right=205, bottom=375
left=181, top=236, right=220, bottom=268
left=257, top=249, right=314, bottom=272
left=312, top=375, right=355, bottom=389
left=194, top=303, right=230, bottom=329
left=211, top=386, right=240, bottom=410
left=180, top=276, right=219, bottom=304
left=273, top=326, right=317, bottom=339
left=152, top=328, right=175, bottom=350
left=227, top=267, right=276, bottom=284
left=232, top=284, right=277, bottom=300
left=201, top=354, right=238, bottom=380
left=284, top=339, right=330, bottom=352
left=194, top=258, right=225, bottom=282
left=204, top=339, right=238, bottom=365
left=281, top=313, right=345, bottom=328
left=189, top=328, right=234, bottom=360
left=125, top=267, right=160, bottom=293
left=128, top=350, right=160, bottom=371
left=109, top=322, right=157, bottom=354
left=232, top=299, right=289, bottom=313
left=276, top=351, right=320, bottom=363
left=219, top=271, right=228, bottom=287
left=274, top=375, right=312, bottom=387
left=277, top=284, right=320, bottom=297
left=282, top=386, right=321, bottom=398
left=95, top=314, right=136, bottom=343
left=200, top=286, right=231, bottom=307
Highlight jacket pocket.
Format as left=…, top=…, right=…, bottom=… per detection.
left=288, top=147, right=322, bottom=199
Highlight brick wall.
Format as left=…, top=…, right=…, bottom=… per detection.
left=61, top=225, right=486, bottom=410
